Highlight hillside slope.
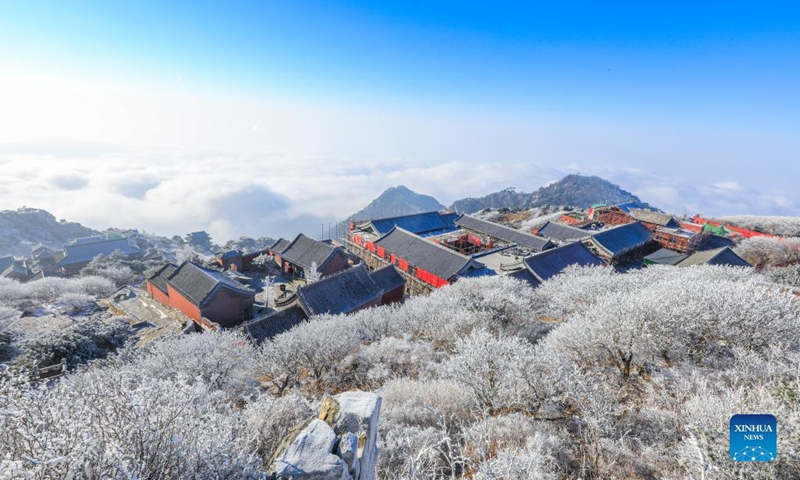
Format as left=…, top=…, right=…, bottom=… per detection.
left=0, top=208, right=99, bottom=256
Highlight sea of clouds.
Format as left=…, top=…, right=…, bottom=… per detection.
left=0, top=141, right=796, bottom=243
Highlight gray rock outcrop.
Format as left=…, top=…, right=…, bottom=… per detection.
left=271, top=391, right=381, bottom=480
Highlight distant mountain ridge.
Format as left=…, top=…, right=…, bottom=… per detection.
left=0, top=208, right=99, bottom=257
left=348, top=186, right=446, bottom=222
left=450, top=174, right=652, bottom=214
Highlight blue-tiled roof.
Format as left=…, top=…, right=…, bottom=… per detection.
left=508, top=268, right=541, bottom=288
left=589, top=222, right=653, bottom=258
left=297, top=264, right=382, bottom=316
left=536, top=221, right=589, bottom=244
left=368, top=211, right=457, bottom=236
left=616, top=202, right=660, bottom=214
left=523, top=241, right=604, bottom=282
left=644, top=248, right=688, bottom=266
left=60, top=236, right=141, bottom=266
left=369, top=265, right=406, bottom=294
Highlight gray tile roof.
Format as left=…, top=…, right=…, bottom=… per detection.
left=523, top=241, right=605, bottom=282
left=698, top=234, right=736, bottom=251
left=369, top=265, right=406, bottom=294
left=375, top=227, right=487, bottom=280
left=536, top=221, right=590, bottom=243
left=366, top=211, right=458, bottom=236
left=167, top=262, right=255, bottom=307
left=455, top=214, right=554, bottom=252
left=508, top=268, right=541, bottom=288
left=677, top=247, right=751, bottom=267
left=244, top=306, right=307, bottom=344
left=1, top=261, right=29, bottom=280
left=644, top=248, right=688, bottom=266
left=279, top=234, right=340, bottom=271
left=297, top=264, right=382, bottom=316
left=629, top=209, right=681, bottom=228
left=59, top=236, right=141, bottom=266
left=589, top=222, right=653, bottom=258
left=270, top=238, right=290, bottom=253
left=148, top=263, right=178, bottom=293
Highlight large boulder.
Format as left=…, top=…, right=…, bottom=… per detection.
left=271, top=419, right=350, bottom=480
left=333, top=391, right=381, bottom=480
left=269, top=391, right=381, bottom=480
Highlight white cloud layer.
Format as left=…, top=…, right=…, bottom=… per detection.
left=0, top=145, right=797, bottom=243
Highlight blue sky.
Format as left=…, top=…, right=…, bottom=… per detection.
left=0, top=2, right=798, bottom=239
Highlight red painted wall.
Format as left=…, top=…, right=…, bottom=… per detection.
left=146, top=281, right=171, bottom=306
left=166, top=285, right=202, bottom=321
left=680, top=222, right=705, bottom=233
left=201, top=289, right=254, bottom=328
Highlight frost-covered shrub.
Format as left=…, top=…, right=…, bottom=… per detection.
left=257, top=275, right=537, bottom=394
left=718, top=215, right=800, bottom=237
left=242, top=393, right=315, bottom=461
left=349, top=336, right=438, bottom=385
left=538, top=266, right=800, bottom=379
left=115, top=330, right=258, bottom=395
left=0, top=279, right=24, bottom=305
left=381, top=379, right=476, bottom=430
left=0, top=304, right=20, bottom=330
left=24, top=277, right=71, bottom=303
left=472, top=434, right=557, bottom=480
left=81, top=261, right=136, bottom=287
left=258, top=315, right=362, bottom=394
left=0, top=276, right=115, bottom=309
left=0, top=368, right=264, bottom=479
left=673, top=370, right=800, bottom=479
left=379, top=392, right=463, bottom=478
left=14, top=318, right=130, bottom=367
left=53, top=292, right=97, bottom=315
left=378, top=379, right=477, bottom=479
left=0, top=331, right=13, bottom=362
left=438, top=329, right=537, bottom=413
left=518, top=209, right=571, bottom=232
left=735, top=236, right=800, bottom=267
left=378, top=420, right=454, bottom=480
left=80, top=251, right=158, bottom=286
left=0, top=330, right=280, bottom=479
left=525, top=265, right=800, bottom=478
left=462, top=413, right=538, bottom=465
left=767, top=264, right=800, bottom=287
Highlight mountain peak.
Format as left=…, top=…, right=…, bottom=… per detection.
left=348, top=186, right=446, bottom=221
left=449, top=174, right=650, bottom=214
